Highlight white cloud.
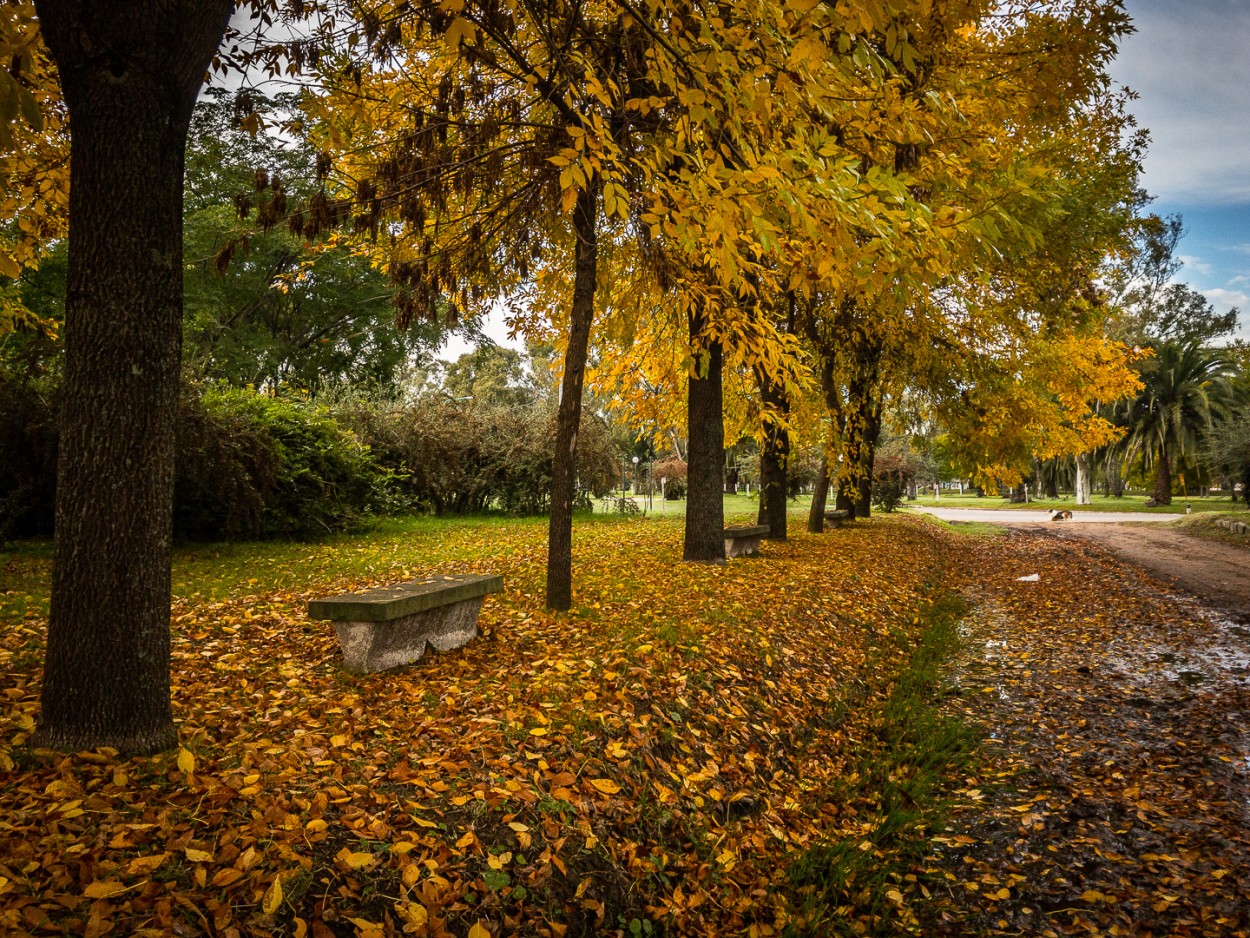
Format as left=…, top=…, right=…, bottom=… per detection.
left=1199, top=287, right=1248, bottom=341
left=1113, top=1, right=1250, bottom=204
left=1177, top=254, right=1213, bottom=276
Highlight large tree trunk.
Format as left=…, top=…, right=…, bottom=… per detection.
left=546, top=184, right=599, bottom=610
left=684, top=311, right=725, bottom=562
left=32, top=0, right=233, bottom=754
left=807, top=452, right=830, bottom=533
left=755, top=368, right=789, bottom=540
left=1152, top=448, right=1173, bottom=505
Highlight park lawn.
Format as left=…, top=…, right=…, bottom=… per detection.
left=0, top=512, right=973, bottom=937
left=910, top=492, right=1246, bottom=513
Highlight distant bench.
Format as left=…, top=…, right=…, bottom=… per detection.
left=723, top=524, right=769, bottom=558
left=824, top=510, right=851, bottom=529
left=308, top=573, right=503, bottom=673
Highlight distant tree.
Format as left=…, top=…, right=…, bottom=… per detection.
left=182, top=93, right=444, bottom=390
left=1124, top=340, right=1234, bottom=504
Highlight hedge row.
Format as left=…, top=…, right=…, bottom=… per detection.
left=0, top=376, right=618, bottom=542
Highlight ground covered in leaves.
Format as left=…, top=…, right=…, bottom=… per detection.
left=3, top=514, right=1248, bottom=937
left=930, top=526, right=1250, bottom=937
left=1, top=513, right=970, bottom=938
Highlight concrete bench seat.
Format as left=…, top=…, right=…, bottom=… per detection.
left=723, top=524, right=769, bottom=558
left=824, top=509, right=851, bottom=529
left=308, top=573, right=503, bottom=673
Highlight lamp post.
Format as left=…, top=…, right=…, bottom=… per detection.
left=632, top=455, right=640, bottom=496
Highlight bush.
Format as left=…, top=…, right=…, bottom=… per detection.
left=871, top=474, right=906, bottom=513
left=0, top=367, right=58, bottom=539
left=336, top=396, right=618, bottom=516
left=176, top=385, right=393, bottom=539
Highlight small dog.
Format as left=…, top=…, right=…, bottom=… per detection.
left=1048, top=509, right=1073, bottom=521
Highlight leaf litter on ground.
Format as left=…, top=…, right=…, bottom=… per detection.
left=3, top=514, right=1249, bottom=937
left=0, top=514, right=966, bottom=937
left=930, top=527, right=1250, bottom=937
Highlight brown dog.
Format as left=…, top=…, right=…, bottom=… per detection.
left=1048, top=509, right=1073, bottom=521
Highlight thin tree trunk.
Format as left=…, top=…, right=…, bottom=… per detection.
left=1074, top=452, right=1092, bottom=505
left=853, top=391, right=882, bottom=518
left=808, top=452, right=830, bottom=533
left=1152, top=448, right=1173, bottom=505
left=33, top=0, right=234, bottom=754
left=755, top=367, right=789, bottom=540
left=684, top=310, right=725, bottom=562
left=546, top=183, right=599, bottom=610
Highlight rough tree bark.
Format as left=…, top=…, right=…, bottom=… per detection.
left=852, top=387, right=883, bottom=518
left=1152, top=447, right=1173, bottom=505
left=807, top=453, right=830, bottom=533
left=32, top=0, right=234, bottom=754
left=755, top=367, right=789, bottom=540
left=684, top=309, right=725, bottom=562
left=546, top=183, right=599, bottom=610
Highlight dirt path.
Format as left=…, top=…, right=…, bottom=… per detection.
left=931, top=529, right=1250, bottom=936
left=1031, top=522, right=1250, bottom=623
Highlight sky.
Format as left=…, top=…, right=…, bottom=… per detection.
left=1110, top=0, right=1250, bottom=340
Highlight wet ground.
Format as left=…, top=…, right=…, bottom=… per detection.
left=928, top=528, right=1250, bottom=936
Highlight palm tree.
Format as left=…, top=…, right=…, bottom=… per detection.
left=1123, top=340, right=1234, bottom=504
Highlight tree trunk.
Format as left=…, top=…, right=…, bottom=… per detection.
left=808, top=453, right=830, bottom=533
left=1152, top=448, right=1173, bottom=505
left=684, top=311, right=725, bottom=562
left=1074, top=452, right=1092, bottom=505
left=546, top=184, right=599, bottom=610
left=755, top=368, right=789, bottom=540
left=849, top=381, right=882, bottom=519
left=32, top=0, right=233, bottom=754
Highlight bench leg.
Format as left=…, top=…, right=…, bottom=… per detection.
left=334, top=597, right=485, bottom=673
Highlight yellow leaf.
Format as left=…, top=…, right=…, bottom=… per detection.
left=185, top=848, right=214, bottom=863
left=212, top=868, right=244, bottom=888
left=589, top=778, right=620, bottom=795
left=263, top=875, right=284, bottom=915
left=349, top=918, right=385, bottom=938
left=397, top=900, right=428, bottom=928
left=338, top=849, right=376, bottom=870
left=176, top=748, right=195, bottom=775
left=468, top=922, right=492, bottom=938
left=125, top=853, right=168, bottom=875
left=444, top=16, right=475, bottom=49
left=84, top=880, right=127, bottom=899
left=528, top=727, right=548, bottom=737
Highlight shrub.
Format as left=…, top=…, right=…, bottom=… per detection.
left=0, top=367, right=58, bottom=539
left=336, top=396, right=617, bottom=516
left=177, top=385, right=393, bottom=539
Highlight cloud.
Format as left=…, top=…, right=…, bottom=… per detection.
left=1177, top=254, right=1213, bottom=276
left=1201, top=288, right=1249, bottom=341
left=1113, top=1, right=1250, bottom=204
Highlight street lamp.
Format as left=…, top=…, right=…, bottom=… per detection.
left=631, top=455, right=640, bottom=496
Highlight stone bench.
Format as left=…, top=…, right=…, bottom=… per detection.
left=308, top=573, right=503, bottom=673
left=824, top=509, right=851, bottom=529
left=724, top=524, right=769, bottom=558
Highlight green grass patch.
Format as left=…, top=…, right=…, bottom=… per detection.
left=912, top=492, right=1241, bottom=513
left=784, top=592, right=977, bottom=937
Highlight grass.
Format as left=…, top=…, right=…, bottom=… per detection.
left=784, top=592, right=977, bottom=936
left=911, top=492, right=1244, bottom=513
